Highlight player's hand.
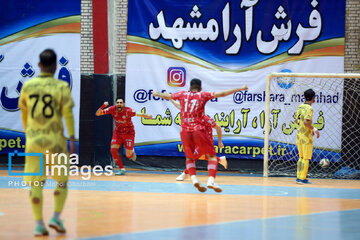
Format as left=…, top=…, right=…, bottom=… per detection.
left=218, top=141, right=224, bottom=149
left=152, top=90, right=158, bottom=97
left=241, top=85, right=248, bottom=91
left=145, top=114, right=152, bottom=119
left=103, top=101, right=109, bottom=107
left=313, top=127, right=320, bottom=139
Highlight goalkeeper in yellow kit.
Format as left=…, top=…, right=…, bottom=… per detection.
left=295, top=89, right=320, bottom=184
left=18, top=49, right=75, bottom=236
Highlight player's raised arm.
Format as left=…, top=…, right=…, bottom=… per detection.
left=213, top=85, right=248, bottom=98
left=95, top=102, right=109, bottom=116
left=213, top=124, right=224, bottom=149
left=136, top=112, right=152, bottom=119
left=153, top=90, right=172, bottom=100
left=170, top=99, right=181, bottom=110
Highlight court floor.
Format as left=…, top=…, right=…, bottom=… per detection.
left=0, top=169, right=360, bottom=240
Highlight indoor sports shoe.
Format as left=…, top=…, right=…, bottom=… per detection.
left=191, top=175, right=207, bottom=192
left=219, top=156, right=228, bottom=169
left=302, top=179, right=312, bottom=184
left=207, top=178, right=222, bottom=193
left=296, top=178, right=301, bottom=183
left=48, top=217, right=66, bottom=233
left=34, top=225, right=49, bottom=236
left=296, top=179, right=312, bottom=185
left=130, top=152, right=137, bottom=161
left=115, top=169, right=126, bottom=175
left=176, top=172, right=187, bottom=181
left=193, top=182, right=207, bottom=192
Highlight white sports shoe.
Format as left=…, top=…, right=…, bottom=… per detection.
left=219, top=156, right=228, bottom=169
left=176, top=172, right=187, bottom=181
left=191, top=175, right=207, bottom=192
left=207, top=177, right=222, bottom=193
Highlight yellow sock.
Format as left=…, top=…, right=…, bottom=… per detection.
left=297, top=158, right=303, bottom=179
left=30, top=185, right=44, bottom=221
left=54, top=182, right=68, bottom=213
left=300, top=159, right=309, bottom=180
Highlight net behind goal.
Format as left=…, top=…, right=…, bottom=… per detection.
left=264, top=73, right=360, bottom=179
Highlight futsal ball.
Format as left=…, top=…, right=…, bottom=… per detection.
left=319, top=158, right=330, bottom=168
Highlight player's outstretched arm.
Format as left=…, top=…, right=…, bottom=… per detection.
left=136, top=112, right=153, bottom=119
left=170, top=99, right=181, bottom=110
left=213, top=85, right=248, bottom=98
left=153, top=90, right=172, bottom=100
left=214, top=124, right=224, bottom=148
left=95, top=102, right=109, bottom=116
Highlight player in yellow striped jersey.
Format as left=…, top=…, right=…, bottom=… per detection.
left=295, top=89, right=320, bottom=185
left=18, top=49, right=75, bottom=236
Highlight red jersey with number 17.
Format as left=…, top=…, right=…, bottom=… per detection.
left=102, top=106, right=136, bottom=134
left=171, top=91, right=215, bottom=132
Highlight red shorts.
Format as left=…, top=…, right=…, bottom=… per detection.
left=111, top=130, right=134, bottom=150
left=180, top=129, right=216, bottom=159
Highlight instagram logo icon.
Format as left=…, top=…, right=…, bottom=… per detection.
left=167, top=67, right=186, bottom=87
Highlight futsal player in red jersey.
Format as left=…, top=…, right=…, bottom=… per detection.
left=96, top=97, right=152, bottom=175
left=153, top=79, right=247, bottom=192
left=170, top=99, right=227, bottom=180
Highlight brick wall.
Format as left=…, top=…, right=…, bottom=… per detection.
left=81, top=0, right=360, bottom=74
left=80, top=0, right=94, bottom=74
left=345, top=0, right=360, bottom=72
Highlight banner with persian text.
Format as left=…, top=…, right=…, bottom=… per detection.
left=0, top=0, right=80, bottom=153
left=125, top=0, right=345, bottom=160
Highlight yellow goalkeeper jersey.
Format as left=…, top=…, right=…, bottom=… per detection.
left=295, top=103, right=313, bottom=145
left=18, top=72, right=74, bottom=153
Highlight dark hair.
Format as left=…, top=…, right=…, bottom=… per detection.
left=40, top=49, right=56, bottom=66
left=190, top=78, right=202, bottom=91
left=116, top=97, right=124, bottom=102
left=304, top=89, right=315, bottom=101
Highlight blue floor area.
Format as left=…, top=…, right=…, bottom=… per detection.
left=1, top=176, right=360, bottom=199
left=80, top=209, right=360, bottom=240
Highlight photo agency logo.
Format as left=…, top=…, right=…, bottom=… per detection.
left=8, top=150, right=113, bottom=180
left=167, top=67, right=186, bottom=87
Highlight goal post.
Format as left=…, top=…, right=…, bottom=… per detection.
left=264, top=72, right=360, bottom=179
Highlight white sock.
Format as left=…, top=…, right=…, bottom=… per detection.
left=191, top=175, right=198, bottom=183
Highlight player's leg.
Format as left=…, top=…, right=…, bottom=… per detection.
left=177, top=147, right=202, bottom=181
left=111, top=144, right=126, bottom=175
left=124, top=134, right=136, bottom=161
left=194, top=130, right=221, bottom=192
left=299, top=143, right=313, bottom=184
left=296, top=138, right=304, bottom=183
left=110, top=131, right=126, bottom=175
left=48, top=181, right=68, bottom=233
left=181, top=130, right=206, bottom=192
left=24, top=152, right=48, bottom=236
left=206, top=155, right=222, bottom=192
left=49, top=150, right=70, bottom=233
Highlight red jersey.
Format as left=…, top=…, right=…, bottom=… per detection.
left=103, top=106, right=136, bottom=134
left=204, top=115, right=216, bottom=138
left=171, top=91, right=215, bottom=132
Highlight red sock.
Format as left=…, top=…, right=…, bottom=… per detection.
left=111, top=148, right=124, bottom=168
left=208, top=160, right=218, bottom=178
left=186, top=159, right=196, bottom=176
